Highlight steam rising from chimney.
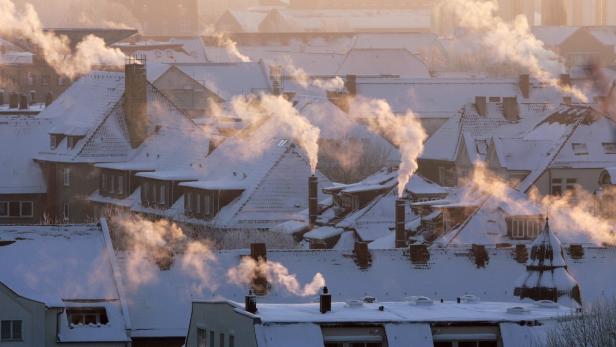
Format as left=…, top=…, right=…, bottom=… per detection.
left=227, top=257, right=326, bottom=297
left=349, top=98, right=427, bottom=197
left=283, top=56, right=344, bottom=91
left=439, top=0, right=588, bottom=102
left=203, top=25, right=251, bottom=63
left=229, top=94, right=321, bottom=174
left=459, top=162, right=616, bottom=245
left=0, top=0, right=125, bottom=79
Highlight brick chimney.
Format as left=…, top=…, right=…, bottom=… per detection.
left=353, top=241, right=371, bottom=269
left=559, top=74, right=571, bottom=88
left=308, top=175, right=318, bottom=225
left=345, top=74, right=357, bottom=96
left=475, top=96, right=487, bottom=116
left=395, top=198, right=406, bottom=248
left=502, top=97, right=519, bottom=121
left=250, top=243, right=268, bottom=295
left=320, top=286, right=331, bottom=314
left=0, top=90, right=4, bottom=105
left=270, top=64, right=283, bottom=96
left=124, top=56, right=148, bottom=148
left=45, top=92, right=53, bottom=107
left=519, top=74, right=530, bottom=98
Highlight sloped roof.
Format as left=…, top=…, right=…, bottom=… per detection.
left=119, top=245, right=616, bottom=337
left=336, top=48, right=430, bottom=77
left=531, top=26, right=578, bottom=46
left=0, top=118, right=52, bottom=194
left=172, top=62, right=271, bottom=100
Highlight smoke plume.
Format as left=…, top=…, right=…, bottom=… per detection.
left=439, top=0, right=588, bottom=101
left=0, top=0, right=126, bottom=79
left=349, top=98, right=427, bottom=197
left=229, top=94, right=321, bottom=173
left=283, top=57, right=344, bottom=91
left=460, top=162, right=616, bottom=245
left=203, top=25, right=251, bottom=63
left=227, top=257, right=325, bottom=297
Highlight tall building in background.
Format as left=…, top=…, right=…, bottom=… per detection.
left=541, top=0, right=568, bottom=25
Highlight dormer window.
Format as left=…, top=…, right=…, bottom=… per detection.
left=506, top=216, right=544, bottom=240
left=67, top=307, right=109, bottom=326
left=571, top=143, right=588, bottom=155
left=602, top=142, right=616, bottom=154
left=50, top=134, right=64, bottom=150
left=67, top=136, right=83, bottom=150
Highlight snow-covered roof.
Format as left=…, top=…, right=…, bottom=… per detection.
left=587, top=26, right=616, bottom=46
left=531, top=26, right=578, bottom=46
left=336, top=48, right=430, bottom=77
left=228, top=299, right=571, bottom=324
left=0, top=117, right=51, bottom=194
left=171, top=62, right=271, bottom=100
left=303, top=226, right=344, bottom=240
left=0, top=223, right=130, bottom=342
left=216, top=9, right=268, bottom=33
left=119, top=245, right=616, bottom=337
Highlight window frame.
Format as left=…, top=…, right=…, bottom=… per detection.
left=63, top=167, right=71, bottom=187
left=63, top=203, right=70, bottom=222
left=0, top=320, right=22, bottom=341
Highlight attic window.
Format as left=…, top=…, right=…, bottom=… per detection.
left=67, top=136, right=83, bottom=150
left=50, top=134, right=64, bottom=150
left=67, top=307, right=109, bottom=327
left=571, top=143, right=588, bottom=155
left=475, top=139, right=488, bottom=155
left=602, top=142, right=616, bottom=154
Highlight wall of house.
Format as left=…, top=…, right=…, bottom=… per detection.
left=0, top=284, right=46, bottom=347
left=0, top=62, right=71, bottom=105
left=49, top=163, right=99, bottom=223
left=417, top=159, right=456, bottom=187
left=186, top=302, right=258, bottom=347
left=530, top=168, right=604, bottom=196
left=561, top=29, right=616, bottom=67
left=0, top=194, right=45, bottom=224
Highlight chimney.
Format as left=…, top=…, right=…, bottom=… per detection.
left=563, top=96, right=572, bottom=105
left=308, top=175, right=318, bottom=225
left=18, top=94, right=28, bottom=110
left=471, top=244, right=489, bottom=268
left=250, top=243, right=268, bottom=295
left=395, top=198, right=406, bottom=248
left=519, top=74, right=530, bottom=98
left=502, top=97, right=519, bottom=121
left=475, top=96, right=487, bottom=116
left=353, top=241, right=372, bottom=269
left=269, top=64, right=283, bottom=96
left=0, top=90, right=4, bottom=105
left=409, top=244, right=430, bottom=264
left=8, top=93, right=18, bottom=109
left=250, top=243, right=267, bottom=261
left=559, top=74, right=571, bottom=88
left=245, top=290, right=257, bottom=314
left=345, top=74, right=357, bottom=96
left=320, top=286, right=331, bottom=314
left=124, top=56, right=148, bottom=148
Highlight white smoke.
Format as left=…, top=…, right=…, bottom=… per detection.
left=0, top=0, right=126, bottom=79
left=203, top=25, right=251, bottom=63
left=282, top=56, right=344, bottom=91
left=227, top=257, right=325, bottom=297
left=439, top=0, right=588, bottom=101
left=349, top=98, right=427, bottom=197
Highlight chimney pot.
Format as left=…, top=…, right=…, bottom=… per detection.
left=475, top=96, right=487, bottom=116
left=9, top=93, right=18, bottom=109
left=250, top=243, right=267, bottom=261
left=519, top=74, right=530, bottom=98
left=245, top=290, right=257, bottom=314
left=563, top=96, right=572, bottom=105
left=345, top=75, right=357, bottom=96
left=124, top=55, right=148, bottom=148
left=353, top=241, right=372, bottom=268
left=320, top=286, right=331, bottom=314
left=395, top=199, right=406, bottom=248
left=308, top=175, right=318, bottom=225
left=559, top=74, right=571, bottom=87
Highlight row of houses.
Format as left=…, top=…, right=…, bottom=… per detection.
left=0, top=218, right=610, bottom=346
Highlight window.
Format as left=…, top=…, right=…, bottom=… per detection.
left=63, top=203, right=69, bottom=222
left=220, top=333, right=225, bottom=347
left=9, top=202, right=20, bottom=217
left=116, top=175, right=124, bottom=195
left=41, top=74, right=50, bottom=86
left=26, top=72, right=34, bottom=86
left=507, top=217, right=543, bottom=239
left=50, top=134, right=63, bottom=149
left=210, top=331, right=215, bottom=347
left=185, top=192, right=192, bottom=213
left=551, top=178, right=562, bottom=196
left=197, top=328, right=207, bottom=347
left=67, top=307, right=109, bottom=326
left=229, top=335, right=235, bottom=347
left=20, top=202, right=32, bottom=217
left=67, top=136, right=81, bottom=149
left=58, top=76, right=65, bottom=86
left=602, top=142, right=616, bottom=154
left=102, top=173, right=108, bottom=192
left=1, top=320, right=22, bottom=341
left=63, top=167, right=71, bottom=186
left=196, top=193, right=201, bottom=214
left=571, top=143, right=588, bottom=155
left=0, top=202, right=7, bottom=217
left=203, top=195, right=210, bottom=215
left=159, top=184, right=167, bottom=205
left=566, top=178, right=577, bottom=191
